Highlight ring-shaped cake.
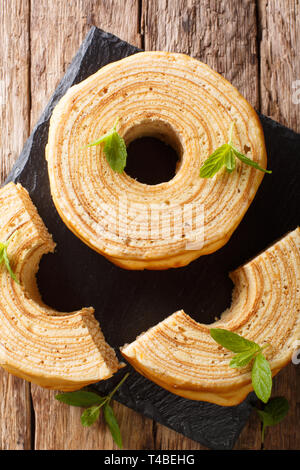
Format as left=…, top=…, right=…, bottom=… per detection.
left=46, top=52, right=267, bottom=270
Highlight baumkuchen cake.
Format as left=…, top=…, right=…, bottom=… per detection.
left=46, top=52, right=267, bottom=270
left=121, top=228, right=300, bottom=406
left=0, top=183, right=122, bottom=391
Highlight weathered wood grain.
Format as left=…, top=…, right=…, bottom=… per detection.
left=142, top=0, right=259, bottom=108
left=0, top=0, right=31, bottom=180
left=0, top=373, right=31, bottom=450
left=259, top=0, right=300, bottom=132
left=234, top=409, right=262, bottom=450
left=0, top=0, right=31, bottom=450
left=33, top=388, right=155, bottom=450
left=30, top=0, right=142, bottom=126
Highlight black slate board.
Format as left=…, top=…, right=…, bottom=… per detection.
left=5, top=27, right=300, bottom=450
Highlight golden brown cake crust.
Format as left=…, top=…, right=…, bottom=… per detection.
left=121, top=228, right=300, bottom=405
left=46, top=51, right=267, bottom=270
left=0, top=183, right=122, bottom=391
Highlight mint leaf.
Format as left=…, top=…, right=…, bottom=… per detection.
left=55, top=373, right=129, bottom=439
left=0, top=238, right=19, bottom=283
left=56, top=373, right=129, bottom=441
left=2, top=248, right=18, bottom=283
left=81, top=405, right=101, bottom=427
left=85, top=130, right=115, bottom=147
left=210, top=328, right=260, bottom=353
left=200, top=122, right=271, bottom=178
left=210, top=328, right=274, bottom=403
left=229, top=349, right=257, bottom=368
left=0, top=245, right=4, bottom=264
left=200, top=144, right=232, bottom=178
left=84, top=118, right=127, bottom=174
left=55, top=390, right=106, bottom=407
left=256, top=397, right=289, bottom=442
left=225, top=148, right=236, bottom=173
left=232, top=147, right=272, bottom=174
left=104, top=403, right=123, bottom=449
left=252, top=353, right=272, bottom=403
left=103, top=131, right=127, bottom=173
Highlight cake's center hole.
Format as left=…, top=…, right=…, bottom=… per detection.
left=124, top=120, right=182, bottom=185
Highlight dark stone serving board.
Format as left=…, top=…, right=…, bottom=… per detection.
left=5, top=27, right=300, bottom=450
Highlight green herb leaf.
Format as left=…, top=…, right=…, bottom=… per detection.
left=232, top=147, right=272, bottom=174
left=55, top=373, right=129, bottom=441
left=256, top=397, right=289, bottom=442
left=225, top=148, right=236, bottom=173
left=210, top=328, right=260, bottom=353
left=55, top=390, right=106, bottom=407
left=84, top=119, right=127, bottom=174
left=80, top=405, right=101, bottom=427
left=200, top=122, right=271, bottom=178
left=252, top=353, right=272, bottom=403
left=229, top=349, right=257, bottom=368
left=103, top=131, right=127, bottom=173
left=0, top=238, right=19, bottom=283
left=210, top=328, right=274, bottom=403
left=2, top=248, right=18, bottom=283
left=104, top=403, right=123, bottom=449
left=200, top=144, right=232, bottom=178
left=85, top=130, right=115, bottom=148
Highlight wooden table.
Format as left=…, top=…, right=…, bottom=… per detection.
left=0, top=0, right=299, bottom=450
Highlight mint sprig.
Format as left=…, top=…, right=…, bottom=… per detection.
left=84, top=118, right=127, bottom=174
left=255, top=397, right=289, bottom=442
left=0, top=235, right=19, bottom=283
left=55, top=372, right=129, bottom=448
left=103, top=403, right=123, bottom=449
left=251, top=352, right=272, bottom=404
left=210, top=328, right=272, bottom=403
left=55, top=390, right=106, bottom=408
left=210, top=328, right=260, bottom=354
left=200, top=122, right=272, bottom=178
left=210, top=329, right=289, bottom=441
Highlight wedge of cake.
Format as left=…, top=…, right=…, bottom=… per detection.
left=0, top=183, right=122, bottom=391
left=121, top=228, right=300, bottom=405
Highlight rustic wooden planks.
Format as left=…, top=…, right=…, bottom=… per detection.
left=0, top=0, right=299, bottom=450
left=30, top=0, right=142, bottom=126
left=142, top=0, right=260, bottom=108
left=259, top=0, right=300, bottom=132
left=0, top=0, right=31, bottom=450
left=33, top=388, right=155, bottom=450
left=0, top=0, right=31, bottom=180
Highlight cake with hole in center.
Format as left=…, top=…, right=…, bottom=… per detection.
left=46, top=52, right=267, bottom=270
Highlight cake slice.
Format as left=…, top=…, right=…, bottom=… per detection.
left=0, top=183, right=122, bottom=391
left=121, top=228, right=300, bottom=405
